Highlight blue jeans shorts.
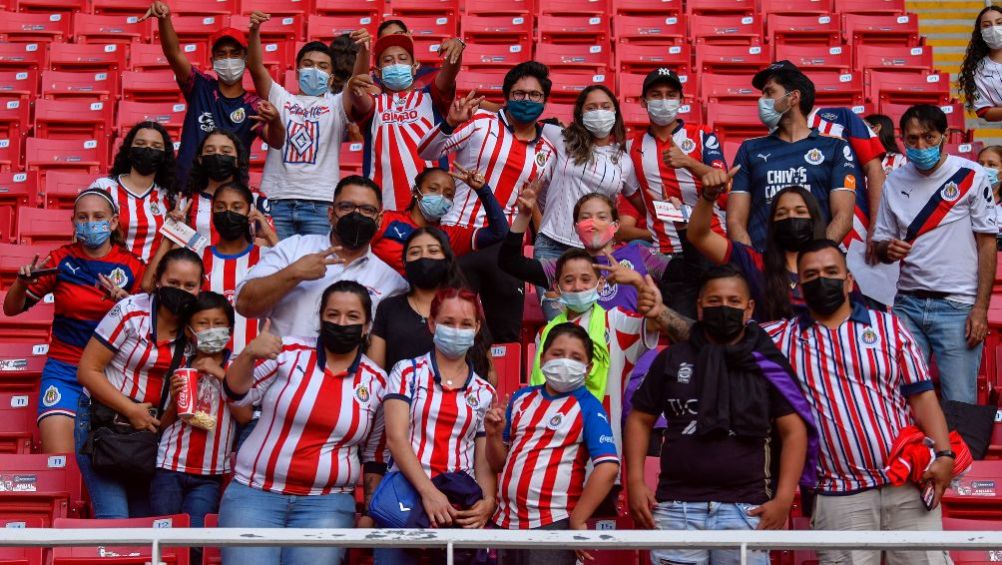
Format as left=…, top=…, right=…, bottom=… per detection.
left=650, top=500, right=769, bottom=565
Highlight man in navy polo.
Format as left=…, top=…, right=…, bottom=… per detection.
left=705, top=61, right=862, bottom=251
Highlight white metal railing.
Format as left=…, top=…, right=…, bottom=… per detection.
left=2, top=529, right=1002, bottom=565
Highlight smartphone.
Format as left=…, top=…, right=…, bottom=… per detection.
left=29, top=267, right=58, bottom=277
left=921, top=480, right=937, bottom=510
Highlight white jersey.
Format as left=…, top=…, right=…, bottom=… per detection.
left=89, top=176, right=169, bottom=263
left=157, top=369, right=237, bottom=476
left=973, top=56, right=1002, bottom=113
left=201, top=245, right=262, bottom=355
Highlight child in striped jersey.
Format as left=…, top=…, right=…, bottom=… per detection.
left=153, top=292, right=252, bottom=563
left=488, top=323, right=618, bottom=565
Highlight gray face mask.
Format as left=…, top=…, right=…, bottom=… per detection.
left=193, top=326, right=231, bottom=354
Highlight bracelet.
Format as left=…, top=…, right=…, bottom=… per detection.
left=934, top=449, right=956, bottom=460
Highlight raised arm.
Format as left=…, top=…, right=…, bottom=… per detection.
left=246, top=11, right=274, bottom=101
left=417, top=92, right=485, bottom=161
left=434, top=38, right=465, bottom=96
left=497, top=180, right=549, bottom=287
left=688, top=183, right=731, bottom=264
left=449, top=164, right=509, bottom=251
left=143, top=1, right=192, bottom=87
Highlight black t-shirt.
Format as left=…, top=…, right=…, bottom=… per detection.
left=371, top=294, right=434, bottom=372
left=631, top=341, right=795, bottom=505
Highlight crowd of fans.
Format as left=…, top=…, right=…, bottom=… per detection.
left=8, top=2, right=1002, bottom=564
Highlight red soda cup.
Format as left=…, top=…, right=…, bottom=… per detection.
left=174, top=368, right=199, bottom=419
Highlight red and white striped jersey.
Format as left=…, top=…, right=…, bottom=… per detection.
left=361, top=84, right=452, bottom=212
left=90, top=176, right=170, bottom=263
left=185, top=189, right=272, bottom=245
left=157, top=362, right=236, bottom=475
left=625, top=124, right=727, bottom=254
left=762, top=303, right=934, bottom=494
left=93, top=293, right=183, bottom=405
left=228, top=339, right=388, bottom=495
left=385, top=352, right=495, bottom=478
left=201, top=245, right=263, bottom=355
left=418, top=110, right=556, bottom=229
left=493, top=385, right=619, bottom=530
left=882, top=152, right=907, bottom=175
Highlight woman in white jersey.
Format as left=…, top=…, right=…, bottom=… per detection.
left=960, top=6, right=1002, bottom=122
left=865, top=114, right=907, bottom=174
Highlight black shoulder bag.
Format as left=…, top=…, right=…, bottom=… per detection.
left=84, top=335, right=187, bottom=479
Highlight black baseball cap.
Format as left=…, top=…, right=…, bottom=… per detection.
left=752, top=60, right=804, bottom=90
left=642, top=67, right=683, bottom=97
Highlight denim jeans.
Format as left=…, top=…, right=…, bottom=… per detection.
left=270, top=199, right=332, bottom=240
left=218, top=480, right=356, bottom=565
left=151, top=469, right=221, bottom=564
left=893, top=294, right=983, bottom=403
left=73, top=395, right=151, bottom=519
left=533, top=232, right=573, bottom=321
left=650, top=501, right=769, bottom=565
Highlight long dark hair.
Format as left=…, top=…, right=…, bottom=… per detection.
left=154, top=247, right=205, bottom=284
left=960, top=6, right=1002, bottom=109
left=563, top=85, right=627, bottom=166
left=430, top=287, right=492, bottom=383
left=184, top=128, right=250, bottom=197
left=864, top=113, right=901, bottom=155
left=403, top=227, right=466, bottom=290
left=111, top=121, right=176, bottom=193
left=762, top=186, right=826, bottom=321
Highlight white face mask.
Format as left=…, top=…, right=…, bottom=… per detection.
left=541, top=358, right=588, bottom=393
left=213, top=58, right=246, bottom=85
left=983, top=24, right=1002, bottom=49
left=757, top=94, right=790, bottom=129
left=582, top=109, right=616, bottom=138
left=193, top=326, right=231, bottom=354
left=646, top=99, right=681, bottom=126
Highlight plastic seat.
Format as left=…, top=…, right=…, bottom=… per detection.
left=53, top=515, right=191, bottom=565
left=943, top=461, right=1002, bottom=519
left=690, top=14, right=763, bottom=45
left=41, top=170, right=90, bottom=210
left=804, top=70, right=865, bottom=106
left=835, top=0, right=904, bottom=14
left=48, top=42, right=127, bottom=73
left=16, top=207, right=73, bottom=246
left=0, top=340, right=48, bottom=388
left=686, top=0, right=754, bottom=15
left=0, top=11, right=70, bottom=43
left=455, top=70, right=507, bottom=101
left=856, top=44, right=934, bottom=74
left=536, top=41, right=611, bottom=74
left=695, top=44, right=770, bottom=74
left=547, top=71, right=615, bottom=104
left=0, top=98, right=31, bottom=169
left=0, top=517, right=45, bottom=565
left=880, top=102, right=966, bottom=141
left=774, top=44, right=853, bottom=71
left=843, top=13, right=920, bottom=46
left=90, top=0, right=151, bottom=14
left=465, top=0, right=532, bottom=16
left=0, top=70, right=38, bottom=99
left=315, top=0, right=383, bottom=17
left=121, top=69, right=182, bottom=103
left=492, top=343, right=523, bottom=398
left=202, top=514, right=221, bottom=565
left=0, top=42, right=46, bottom=71
left=40, top=70, right=119, bottom=101
left=538, top=15, right=610, bottom=44
left=461, top=42, right=532, bottom=71
left=538, top=0, right=609, bottom=16
left=229, top=13, right=303, bottom=43
left=390, top=0, right=458, bottom=17
left=72, top=13, right=153, bottom=44
left=618, top=71, right=695, bottom=102
left=247, top=137, right=269, bottom=172
left=25, top=138, right=106, bottom=181
left=761, top=0, right=831, bottom=14
left=0, top=391, right=36, bottom=454
left=544, top=102, right=575, bottom=125
left=462, top=16, right=533, bottom=47
left=157, top=15, right=230, bottom=45
left=34, top=98, right=114, bottom=141
left=0, top=453, right=85, bottom=526
left=613, top=15, right=686, bottom=45
left=944, top=141, right=983, bottom=163
left=13, top=0, right=86, bottom=12
left=130, top=41, right=208, bottom=71
left=340, top=141, right=363, bottom=176
left=615, top=43, right=690, bottom=75
left=768, top=14, right=841, bottom=45
left=707, top=101, right=769, bottom=142
left=0, top=171, right=39, bottom=209
left=116, top=101, right=187, bottom=139
left=238, top=0, right=307, bottom=15
left=0, top=243, right=58, bottom=291
left=171, top=0, right=237, bottom=15
left=257, top=40, right=295, bottom=73
left=700, top=72, right=759, bottom=103
left=942, top=517, right=1002, bottom=563
left=867, top=70, right=950, bottom=106
left=410, top=37, right=446, bottom=66
left=306, top=14, right=378, bottom=43
left=392, top=15, right=457, bottom=40
left=612, top=0, right=682, bottom=16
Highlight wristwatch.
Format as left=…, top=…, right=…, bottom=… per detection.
left=934, top=449, right=956, bottom=460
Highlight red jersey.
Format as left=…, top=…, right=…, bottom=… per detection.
left=371, top=210, right=478, bottom=274
left=201, top=244, right=263, bottom=355
left=90, top=176, right=170, bottom=263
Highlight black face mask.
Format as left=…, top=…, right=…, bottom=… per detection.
left=157, top=286, right=197, bottom=317
left=700, top=305, right=747, bottom=343
left=405, top=257, right=449, bottom=289
left=320, top=321, right=365, bottom=354
left=773, top=217, right=814, bottom=252
left=129, top=146, right=165, bottom=176
left=335, top=211, right=378, bottom=249
left=212, top=210, right=250, bottom=241
left=802, top=276, right=847, bottom=316
left=201, top=154, right=238, bottom=182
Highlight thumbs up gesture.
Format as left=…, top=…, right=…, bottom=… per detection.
left=246, top=319, right=283, bottom=361
left=700, top=164, right=741, bottom=200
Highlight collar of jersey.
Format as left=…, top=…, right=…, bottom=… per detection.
left=498, top=108, right=544, bottom=144
left=769, top=129, right=820, bottom=142
left=210, top=243, right=255, bottom=260
left=646, top=119, right=687, bottom=140
left=316, top=337, right=363, bottom=378
left=796, top=299, right=870, bottom=332
left=429, top=351, right=474, bottom=390
left=117, top=174, right=157, bottom=200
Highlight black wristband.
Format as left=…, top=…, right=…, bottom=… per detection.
left=439, top=121, right=456, bottom=135
left=935, top=449, right=956, bottom=460
left=222, top=378, right=248, bottom=402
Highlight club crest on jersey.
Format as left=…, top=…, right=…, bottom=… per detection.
left=547, top=413, right=564, bottom=430
left=941, top=182, right=960, bottom=202
left=466, top=394, right=480, bottom=408
left=677, top=362, right=693, bottom=384
left=680, top=138, right=696, bottom=154
left=354, top=384, right=370, bottom=404
left=42, top=385, right=60, bottom=407
left=107, top=267, right=128, bottom=288
left=535, top=152, right=548, bottom=167
left=805, top=148, right=824, bottom=166
left=860, top=327, right=880, bottom=347
left=229, top=107, right=246, bottom=124
left=843, top=145, right=853, bottom=161
left=150, top=201, right=161, bottom=215
left=598, top=279, right=618, bottom=301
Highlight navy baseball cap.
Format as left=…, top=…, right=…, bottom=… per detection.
left=752, top=60, right=804, bottom=90
left=642, top=67, right=683, bottom=97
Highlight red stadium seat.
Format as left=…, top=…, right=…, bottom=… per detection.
left=613, top=15, right=686, bottom=45
left=492, top=343, right=523, bottom=398
left=229, top=14, right=303, bottom=43
left=618, top=71, right=696, bottom=101
left=391, top=0, right=458, bottom=18
left=247, top=137, right=269, bottom=172
left=48, top=42, right=127, bottom=73
left=538, top=15, right=610, bottom=44
left=238, top=0, right=307, bottom=15
left=0, top=453, right=85, bottom=525
left=14, top=0, right=85, bottom=12
left=0, top=42, right=46, bottom=71
left=547, top=71, right=615, bottom=104
left=616, top=43, right=690, bottom=75
left=411, top=37, right=446, bottom=66
left=804, top=70, right=865, bottom=106
left=942, top=517, right=1002, bottom=563
left=464, top=0, right=532, bottom=16
left=538, top=0, right=609, bottom=16
left=116, top=101, right=187, bottom=138
left=40, top=70, right=120, bottom=101
left=536, top=41, right=612, bottom=74
left=774, top=44, right=853, bottom=71
left=71, top=14, right=153, bottom=45
left=257, top=40, right=295, bottom=74
left=306, top=15, right=378, bottom=42
left=315, top=0, right=383, bottom=17
left=340, top=141, right=363, bottom=176
left=158, top=15, right=230, bottom=45
left=543, top=102, right=575, bottom=124
left=53, top=515, right=191, bottom=565
left=943, top=461, right=1002, bottom=519
left=90, top=0, right=150, bottom=15
left=0, top=340, right=48, bottom=387
left=0, top=289, right=53, bottom=339
left=0, top=517, right=44, bottom=565
left=696, top=44, right=770, bottom=74
left=0, top=11, right=70, bottom=43
left=34, top=98, right=114, bottom=141
left=202, top=513, right=222, bottom=565
left=462, top=15, right=534, bottom=44
left=0, top=142, right=22, bottom=174
left=0, top=97, right=31, bottom=140
left=856, top=44, right=934, bottom=74
left=690, top=14, right=763, bottom=45
left=25, top=137, right=106, bottom=180
left=707, top=101, right=769, bottom=141
left=768, top=14, right=841, bottom=45
left=867, top=70, right=950, bottom=105
left=0, top=391, right=36, bottom=454
left=612, top=0, right=682, bottom=16
left=881, top=102, right=965, bottom=142
left=944, top=141, right=983, bottom=163
left=700, top=72, right=759, bottom=103
left=131, top=41, right=208, bottom=71
left=0, top=70, right=39, bottom=99
left=121, top=69, right=183, bottom=103
left=16, top=207, right=73, bottom=246
left=393, top=15, right=457, bottom=40
left=41, top=170, right=91, bottom=209
left=0, top=171, right=39, bottom=210
left=461, top=42, right=532, bottom=70
left=685, top=0, right=754, bottom=15
left=761, top=0, right=832, bottom=14
left=722, top=139, right=741, bottom=164
left=171, top=0, right=237, bottom=15
left=843, top=13, right=921, bottom=46
left=835, top=0, right=904, bottom=14
left=456, top=70, right=507, bottom=102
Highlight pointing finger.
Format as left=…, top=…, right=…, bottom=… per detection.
left=262, top=319, right=272, bottom=334
left=727, top=164, right=742, bottom=179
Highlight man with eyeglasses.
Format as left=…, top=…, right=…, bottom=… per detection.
left=415, top=61, right=558, bottom=342
left=235, top=175, right=408, bottom=338
left=873, top=104, right=997, bottom=404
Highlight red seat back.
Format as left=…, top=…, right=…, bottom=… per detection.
left=0, top=453, right=84, bottom=526
left=53, top=514, right=191, bottom=565
left=0, top=42, right=46, bottom=70
left=390, top=0, right=458, bottom=17
left=40, top=70, right=120, bottom=101
left=547, top=71, right=616, bottom=104
left=943, top=461, right=1002, bottom=519
left=695, top=44, right=770, bottom=74
left=41, top=170, right=91, bottom=210
left=306, top=14, right=378, bottom=43
left=0, top=517, right=44, bottom=565
left=171, top=0, right=237, bottom=15
left=116, top=101, right=187, bottom=139
left=461, top=15, right=534, bottom=44
left=72, top=13, right=153, bottom=44
left=835, top=0, right=904, bottom=14
left=538, top=15, right=610, bottom=44
left=131, top=41, right=208, bottom=71
left=0, top=391, right=36, bottom=454
left=0, top=70, right=37, bottom=99
left=0, top=11, right=70, bottom=42
left=0, top=171, right=39, bottom=210
left=768, top=14, right=841, bottom=45
left=761, top=0, right=831, bottom=14
left=843, top=12, right=920, bottom=46
left=804, top=70, right=866, bottom=106
left=315, top=0, right=383, bottom=17
left=25, top=138, right=106, bottom=181
left=461, top=42, right=532, bottom=71
left=538, top=0, right=609, bottom=16
left=868, top=71, right=950, bottom=107
left=34, top=98, right=114, bottom=141
left=690, top=14, right=763, bottom=45
left=120, top=70, right=183, bottom=103
left=700, top=72, right=759, bottom=104
left=491, top=343, right=523, bottom=398
left=16, top=207, right=73, bottom=245
left=238, top=0, right=307, bottom=15
left=775, top=44, right=853, bottom=72
left=615, top=43, right=690, bottom=75
left=48, top=42, right=127, bottom=72
left=613, top=15, right=685, bottom=45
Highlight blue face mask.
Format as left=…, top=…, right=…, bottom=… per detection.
left=433, top=324, right=476, bottom=359
left=559, top=287, right=599, bottom=313
left=298, top=67, right=330, bottom=96
left=381, top=64, right=414, bottom=91
left=987, top=167, right=1000, bottom=187
left=75, top=220, right=112, bottom=248
left=906, top=143, right=942, bottom=171
left=507, top=99, right=545, bottom=124
left=417, top=193, right=453, bottom=221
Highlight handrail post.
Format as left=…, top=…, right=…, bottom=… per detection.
left=740, top=542, right=747, bottom=565
left=447, top=541, right=454, bottom=565
left=151, top=537, right=160, bottom=565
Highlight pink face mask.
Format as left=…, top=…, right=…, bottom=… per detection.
left=575, top=218, right=617, bottom=250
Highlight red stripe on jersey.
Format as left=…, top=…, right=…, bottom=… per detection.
left=261, top=351, right=318, bottom=493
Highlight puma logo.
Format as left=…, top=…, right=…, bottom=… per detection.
left=757, top=153, right=771, bottom=163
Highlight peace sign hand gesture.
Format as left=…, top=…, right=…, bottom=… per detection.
left=446, top=90, right=485, bottom=128
left=450, top=163, right=487, bottom=190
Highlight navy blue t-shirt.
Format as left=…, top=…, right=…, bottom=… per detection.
left=731, top=130, right=863, bottom=251
left=177, top=68, right=262, bottom=187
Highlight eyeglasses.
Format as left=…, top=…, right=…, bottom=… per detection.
left=334, top=201, right=379, bottom=218
left=510, top=90, right=545, bottom=102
